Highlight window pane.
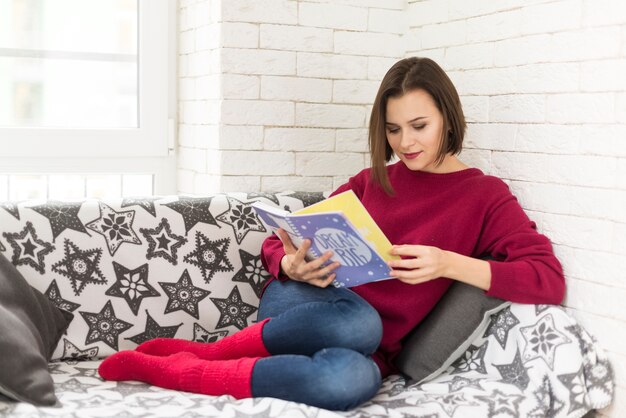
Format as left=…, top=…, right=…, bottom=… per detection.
left=0, top=0, right=138, bottom=128
left=122, top=174, right=154, bottom=197
left=0, top=175, right=8, bottom=201
left=85, top=175, right=122, bottom=199
left=9, top=174, right=47, bottom=200
left=48, top=174, right=85, bottom=200
left=0, top=57, right=137, bottom=128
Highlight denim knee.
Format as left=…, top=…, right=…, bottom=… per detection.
left=332, top=299, right=383, bottom=355
left=308, top=348, right=382, bottom=411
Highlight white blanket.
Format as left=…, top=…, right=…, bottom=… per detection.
left=0, top=304, right=612, bottom=418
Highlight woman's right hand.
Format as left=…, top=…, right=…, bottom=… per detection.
left=276, top=228, right=340, bottom=288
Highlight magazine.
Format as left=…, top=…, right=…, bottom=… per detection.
left=252, top=190, right=399, bottom=288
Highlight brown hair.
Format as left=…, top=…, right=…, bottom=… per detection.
left=368, top=57, right=466, bottom=195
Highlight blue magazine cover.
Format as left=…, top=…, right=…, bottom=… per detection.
left=252, top=202, right=392, bottom=288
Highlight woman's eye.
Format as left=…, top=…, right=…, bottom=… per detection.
left=387, top=128, right=399, bottom=134
left=413, top=125, right=425, bottom=130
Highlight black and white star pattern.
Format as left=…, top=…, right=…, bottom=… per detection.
left=80, top=300, right=133, bottom=351
left=494, top=349, right=531, bottom=390
left=247, top=192, right=279, bottom=205
left=565, top=324, right=593, bottom=357
left=86, top=202, right=141, bottom=256
left=126, top=310, right=182, bottom=345
left=29, top=201, right=87, bottom=241
left=105, top=262, right=160, bottom=316
left=71, top=395, right=121, bottom=409
left=1, top=202, right=20, bottom=220
left=56, top=378, right=98, bottom=394
left=61, top=338, right=99, bottom=361
left=72, top=365, right=101, bottom=379
left=232, top=249, right=271, bottom=297
left=216, top=196, right=266, bottom=244
left=520, top=314, right=571, bottom=369
left=285, top=192, right=325, bottom=208
left=535, top=304, right=551, bottom=315
left=475, top=389, right=524, bottom=418
left=52, top=239, right=107, bottom=296
left=210, top=286, right=257, bottom=330
left=3, top=221, right=54, bottom=273
left=48, top=362, right=70, bottom=375
left=528, top=375, right=565, bottom=418
left=0, top=193, right=614, bottom=417
left=163, top=197, right=219, bottom=234
left=451, top=342, right=489, bottom=375
left=184, top=232, right=233, bottom=284
left=114, top=381, right=158, bottom=397
left=45, top=279, right=81, bottom=312
left=131, top=395, right=187, bottom=409
left=483, top=306, right=520, bottom=349
left=387, top=375, right=411, bottom=397
left=418, top=392, right=476, bottom=417
left=159, top=269, right=210, bottom=319
left=140, top=218, right=187, bottom=265
left=558, top=365, right=589, bottom=414
left=121, top=197, right=160, bottom=217
left=53, top=379, right=90, bottom=395
left=583, top=361, right=613, bottom=398
left=193, top=323, right=228, bottom=343
left=446, top=376, right=483, bottom=392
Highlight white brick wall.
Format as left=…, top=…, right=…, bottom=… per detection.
left=178, top=1, right=624, bottom=414
left=404, top=1, right=625, bottom=415
left=178, top=0, right=405, bottom=194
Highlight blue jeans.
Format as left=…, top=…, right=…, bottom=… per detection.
left=251, top=279, right=383, bottom=411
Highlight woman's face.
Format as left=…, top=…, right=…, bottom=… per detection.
left=385, top=89, right=451, bottom=173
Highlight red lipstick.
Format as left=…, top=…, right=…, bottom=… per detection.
left=403, top=152, right=422, bottom=160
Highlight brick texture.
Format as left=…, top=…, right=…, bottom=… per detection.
left=177, top=2, right=625, bottom=413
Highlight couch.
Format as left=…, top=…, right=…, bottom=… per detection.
left=0, top=192, right=614, bottom=417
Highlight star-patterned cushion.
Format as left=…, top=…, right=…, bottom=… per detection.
left=0, top=192, right=325, bottom=361
left=395, top=281, right=511, bottom=384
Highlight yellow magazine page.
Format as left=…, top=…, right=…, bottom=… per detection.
left=294, top=190, right=399, bottom=262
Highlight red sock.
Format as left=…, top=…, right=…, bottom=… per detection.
left=98, top=351, right=198, bottom=391
left=98, top=351, right=257, bottom=399
left=136, top=318, right=271, bottom=360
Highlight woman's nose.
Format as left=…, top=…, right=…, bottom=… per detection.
left=400, top=130, right=414, bottom=148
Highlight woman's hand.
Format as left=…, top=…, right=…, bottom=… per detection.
left=387, top=244, right=451, bottom=285
left=276, top=228, right=340, bottom=288
left=388, top=245, right=492, bottom=290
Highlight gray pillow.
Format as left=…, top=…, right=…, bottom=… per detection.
left=0, top=253, right=73, bottom=406
left=395, top=281, right=510, bottom=384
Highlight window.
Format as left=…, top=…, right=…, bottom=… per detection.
left=0, top=0, right=176, bottom=197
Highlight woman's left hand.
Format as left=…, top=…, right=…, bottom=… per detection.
left=387, top=245, right=450, bottom=285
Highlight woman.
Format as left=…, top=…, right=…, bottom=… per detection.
left=99, top=57, right=565, bottom=411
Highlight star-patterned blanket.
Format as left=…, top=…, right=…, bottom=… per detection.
left=0, top=193, right=614, bottom=417
left=0, top=303, right=613, bottom=417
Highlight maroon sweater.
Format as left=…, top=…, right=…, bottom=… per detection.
left=260, top=161, right=565, bottom=377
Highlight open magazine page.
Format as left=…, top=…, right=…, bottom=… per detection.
left=295, top=190, right=397, bottom=264
left=288, top=212, right=392, bottom=287
left=252, top=201, right=393, bottom=288
left=251, top=202, right=308, bottom=251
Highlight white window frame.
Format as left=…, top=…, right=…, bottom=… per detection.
left=0, top=0, right=176, bottom=195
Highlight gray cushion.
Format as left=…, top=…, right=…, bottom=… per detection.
left=395, top=281, right=510, bottom=384
left=0, top=254, right=73, bottom=406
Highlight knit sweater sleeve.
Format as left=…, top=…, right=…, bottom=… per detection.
left=260, top=174, right=365, bottom=282
left=477, top=179, right=565, bottom=305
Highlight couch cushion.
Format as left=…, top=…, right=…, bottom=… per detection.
left=0, top=193, right=325, bottom=361
left=0, top=253, right=73, bottom=406
left=395, top=281, right=509, bottom=383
